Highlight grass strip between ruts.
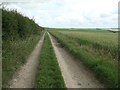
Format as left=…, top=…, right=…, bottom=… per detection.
left=35, top=33, right=66, bottom=88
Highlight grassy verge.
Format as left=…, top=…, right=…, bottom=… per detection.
left=35, top=33, right=66, bottom=88
left=49, top=31, right=118, bottom=88
left=2, top=33, right=43, bottom=87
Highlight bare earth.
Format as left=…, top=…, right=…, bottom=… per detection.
left=9, top=33, right=45, bottom=88
left=48, top=32, right=105, bottom=88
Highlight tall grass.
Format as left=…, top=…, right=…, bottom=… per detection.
left=35, top=33, right=66, bottom=88
left=2, top=34, right=43, bottom=87
left=49, top=31, right=118, bottom=88
left=59, top=31, right=118, bottom=61
left=2, top=7, right=44, bottom=87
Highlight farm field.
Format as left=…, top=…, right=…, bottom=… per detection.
left=2, top=7, right=119, bottom=89
left=50, top=28, right=118, bottom=61
left=48, top=28, right=118, bottom=88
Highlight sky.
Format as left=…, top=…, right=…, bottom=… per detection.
left=1, top=0, right=119, bottom=28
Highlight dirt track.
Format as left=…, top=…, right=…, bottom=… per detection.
left=48, top=32, right=104, bottom=88
left=8, top=32, right=105, bottom=88
left=9, top=33, right=45, bottom=88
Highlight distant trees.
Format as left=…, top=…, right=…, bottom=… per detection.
left=2, top=8, right=44, bottom=41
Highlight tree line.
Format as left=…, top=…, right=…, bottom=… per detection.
left=2, top=8, right=44, bottom=41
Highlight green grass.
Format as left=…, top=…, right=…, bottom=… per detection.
left=47, top=28, right=112, bottom=32
left=2, top=34, right=43, bottom=88
left=59, top=30, right=118, bottom=47
left=35, top=33, right=66, bottom=88
left=49, top=31, right=118, bottom=88
left=49, top=29, right=118, bottom=60
left=58, top=30, right=118, bottom=61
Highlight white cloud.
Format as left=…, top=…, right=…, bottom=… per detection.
left=3, top=0, right=119, bottom=28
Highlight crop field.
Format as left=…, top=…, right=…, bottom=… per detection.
left=49, top=28, right=118, bottom=88
left=50, top=29, right=118, bottom=60
left=2, top=7, right=119, bottom=89
left=59, top=30, right=118, bottom=59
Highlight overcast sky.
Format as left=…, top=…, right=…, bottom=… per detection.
left=2, top=0, right=119, bottom=28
